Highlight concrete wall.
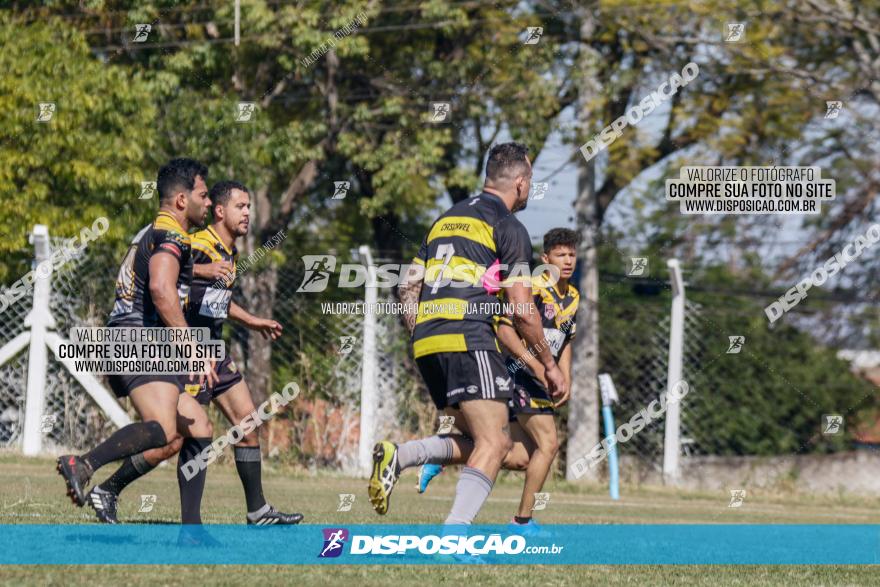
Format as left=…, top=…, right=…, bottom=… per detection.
left=619, top=451, right=880, bottom=495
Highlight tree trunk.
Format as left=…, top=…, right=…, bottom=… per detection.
left=566, top=10, right=602, bottom=482
left=238, top=264, right=278, bottom=405
left=238, top=185, right=280, bottom=407
left=567, top=160, right=601, bottom=482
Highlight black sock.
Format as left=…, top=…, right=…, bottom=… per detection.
left=83, top=421, right=167, bottom=472
left=99, top=453, right=156, bottom=496
left=177, top=437, right=211, bottom=525
left=514, top=515, right=532, bottom=524
left=234, top=446, right=267, bottom=513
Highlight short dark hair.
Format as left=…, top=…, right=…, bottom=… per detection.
left=543, top=227, right=579, bottom=253
left=210, top=180, right=250, bottom=211
left=157, top=158, right=208, bottom=202
left=485, top=142, right=530, bottom=183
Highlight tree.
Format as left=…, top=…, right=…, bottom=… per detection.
left=559, top=0, right=841, bottom=479
left=0, top=17, right=157, bottom=281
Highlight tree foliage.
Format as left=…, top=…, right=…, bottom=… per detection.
left=0, top=17, right=157, bottom=279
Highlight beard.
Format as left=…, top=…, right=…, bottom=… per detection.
left=188, top=210, right=208, bottom=228
left=229, top=219, right=248, bottom=238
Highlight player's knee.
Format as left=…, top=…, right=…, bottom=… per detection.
left=546, top=437, right=560, bottom=459
left=191, top=420, right=213, bottom=438
left=496, top=433, right=514, bottom=461
left=473, top=435, right=508, bottom=464
left=182, top=414, right=213, bottom=438
left=541, top=433, right=560, bottom=458
left=504, top=451, right=529, bottom=471
left=239, top=430, right=259, bottom=447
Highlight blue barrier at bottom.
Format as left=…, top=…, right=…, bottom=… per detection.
left=1, top=524, right=877, bottom=565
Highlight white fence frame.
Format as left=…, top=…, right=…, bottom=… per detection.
left=356, top=245, right=379, bottom=477
left=0, top=224, right=131, bottom=455
left=662, top=258, right=686, bottom=480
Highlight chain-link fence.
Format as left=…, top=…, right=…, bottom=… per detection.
left=597, top=284, right=674, bottom=470
left=600, top=293, right=707, bottom=469
left=3, top=228, right=870, bottom=476
left=596, top=273, right=874, bottom=473
left=223, top=251, right=433, bottom=471
left=240, top=290, right=432, bottom=471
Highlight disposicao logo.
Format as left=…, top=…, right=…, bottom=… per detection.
left=319, top=528, right=349, bottom=558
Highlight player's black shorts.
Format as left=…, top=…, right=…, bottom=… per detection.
left=507, top=359, right=555, bottom=419
left=415, top=350, right=513, bottom=410
left=108, top=373, right=182, bottom=398
left=179, top=354, right=243, bottom=405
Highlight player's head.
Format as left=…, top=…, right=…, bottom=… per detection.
left=542, top=227, right=579, bottom=280
left=157, top=158, right=210, bottom=227
left=209, top=180, right=250, bottom=237
left=484, top=142, right=532, bottom=211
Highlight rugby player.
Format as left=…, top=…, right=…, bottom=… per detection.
left=86, top=181, right=303, bottom=526
left=418, top=228, right=579, bottom=530
left=368, top=142, right=567, bottom=525
left=57, top=158, right=218, bottom=515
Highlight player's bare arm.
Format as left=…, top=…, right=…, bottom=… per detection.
left=149, top=253, right=189, bottom=328
left=398, top=262, right=424, bottom=335
left=507, top=279, right=565, bottom=397
left=150, top=253, right=218, bottom=387
left=229, top=301, right=282, bottom=340
left=554, top=343, right=572, bottom=407
left=193, top=259, right=234, bottom=284
left=496, top=322, right=546, bottom=384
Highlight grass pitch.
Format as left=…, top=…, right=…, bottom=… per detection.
left=0, top=453, right=877, bottom=585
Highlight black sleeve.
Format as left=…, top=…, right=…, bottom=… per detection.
left=151, top=229, right=189, bottom=264
left=413, top=235, right=428, bottom=266
left=495, top=217, right=532, bottom=280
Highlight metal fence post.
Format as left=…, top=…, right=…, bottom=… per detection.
left=357, top=245, right=378, bottom=477
left=663, top=259, right=685, bottom=480
left=21, top=225, right=54, bottom=456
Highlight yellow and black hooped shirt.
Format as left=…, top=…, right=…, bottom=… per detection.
left=185, top=225, right=238, bottom=339
left=496, top=274, right=579, bottom=360
left=411, top=191, right=533, bottom=359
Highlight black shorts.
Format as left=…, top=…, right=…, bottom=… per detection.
left=108, top=373, right=182, bottom=398
left=415, top=350, right=513, bottom=410
left=179, top=354, right=243, bottom=405
left=507, top=359, right=555, bottom=419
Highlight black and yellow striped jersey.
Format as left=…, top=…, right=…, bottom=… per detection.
left=185, top=226, right=238, bottom=339
left=497, top=275, right=579, bottom=359
left=411, top=191, right=533, bottom=358
left=108, top=211, right=193, bottom=327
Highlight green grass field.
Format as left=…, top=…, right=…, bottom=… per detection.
left=0, top=453, right=877, bottom=585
